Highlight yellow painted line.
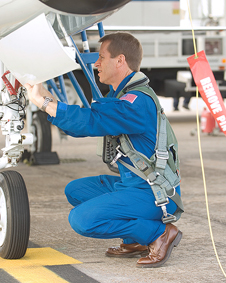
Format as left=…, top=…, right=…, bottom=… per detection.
left=0, top=247, right=82, bottom=283
left=3, top=266, right=70, bottom=283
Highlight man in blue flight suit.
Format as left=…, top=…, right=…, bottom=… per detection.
left=25, top=32, right=182, bottom=268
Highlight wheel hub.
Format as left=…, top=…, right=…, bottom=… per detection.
left=0, top=187, right=7, bottom=247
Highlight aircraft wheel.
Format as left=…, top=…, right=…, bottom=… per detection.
left=0, top=170, right=30, bottom=259
left=32, top=110, right=52, bottom=152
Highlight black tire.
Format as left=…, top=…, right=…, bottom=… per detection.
left=32, top=110, right=52, bottom=152
left=0, top=170, right=30, bottom=259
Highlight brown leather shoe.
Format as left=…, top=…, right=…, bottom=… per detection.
left=105, top=243, right=148, bottom=258
left=136, top=224, right=182, bottom=268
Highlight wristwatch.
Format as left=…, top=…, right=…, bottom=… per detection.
left=40, top=96, right=53, bottom=112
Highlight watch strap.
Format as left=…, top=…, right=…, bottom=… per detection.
left=40, top=96, right=53, bottom=112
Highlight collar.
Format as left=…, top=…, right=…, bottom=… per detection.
left=107, top=72, right=136, bottom=98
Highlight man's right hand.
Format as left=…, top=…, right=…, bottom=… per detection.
left=24, top=83, right=57, bottom=117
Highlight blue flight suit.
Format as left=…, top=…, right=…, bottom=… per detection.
left=48, top=72, right=180, bottom=246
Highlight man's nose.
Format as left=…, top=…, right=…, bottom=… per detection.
left=94, top=58, right=100, bottom=67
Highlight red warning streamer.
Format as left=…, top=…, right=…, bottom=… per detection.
left=187, top=50, right=226, bottom=136
left=1, top=70, right=17, bottom=96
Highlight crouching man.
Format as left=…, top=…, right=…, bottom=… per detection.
left=25, top=32, right=183, bottom=268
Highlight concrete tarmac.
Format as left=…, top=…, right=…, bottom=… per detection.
left=1, top=105, right=226, bottom=283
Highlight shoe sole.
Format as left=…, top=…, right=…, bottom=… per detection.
left=105, top=250, right=149, bottom=258
left=136, top=230, right=182, bottom=268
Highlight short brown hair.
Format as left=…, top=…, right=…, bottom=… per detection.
left=99, top=32, right=143, bottom=72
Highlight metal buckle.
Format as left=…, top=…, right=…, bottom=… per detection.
left=147, top=172, right=160, bottom=186
left=155, top=199, right=169, bottom=209
left=147, top=179, right=154, bottom=186
left=116, top=145, right=127, bottom=157
left=161, top=204, right=168, bottom=217
left=155, top=201, right=177, bottom=224
left=155, top=202, right=169, bottom=222
left=110, top=145, right=127, bottom=165
left=167, top=187, right=176, bottom=198
left=162, top=213, right=177, bottom=224
left=156, top=150, right=169, bottom=160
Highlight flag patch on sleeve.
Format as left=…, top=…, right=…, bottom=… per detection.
left=119, top=93, right=137, bottom=103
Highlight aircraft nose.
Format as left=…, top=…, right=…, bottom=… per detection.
left=39, top=0, right=131, bottom=15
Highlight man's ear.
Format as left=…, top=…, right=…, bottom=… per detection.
left=116, top=54, right=126, bottom=66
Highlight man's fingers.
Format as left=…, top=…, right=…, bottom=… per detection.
left=24, top=83, right=32, bottom=91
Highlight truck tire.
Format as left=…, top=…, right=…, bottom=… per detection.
left=0, top=170, right=30, bottom=259
left=32, top=110, right=52, bottom=152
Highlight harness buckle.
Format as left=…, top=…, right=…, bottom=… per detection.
left=147, top=172, right=160, bottom=186
left=167, top=187, right=176, bottom=198
left=162, top=213, right=177, bottom=224
left=110, top=145, right=127, bottom=165
left=156, top=150, right=169, bottom=160
left=161, top=204, right=168, bottom=217
left=155, top=199, right=169, bottom=209
left=147, top=179, right=154, bottom=186
left=155, top=200, right=177, bottom=224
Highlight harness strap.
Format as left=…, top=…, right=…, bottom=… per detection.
left=155, top=112, right=168, bottom=176
left=118, top=135, right=182, bottom=204
left=118, top=158, right=184, bottom=223
left=102, top=72, right=184, bottom=223
left=119, top=134, right=151, bottom=171
left=117, top=92, right=184, bottom=223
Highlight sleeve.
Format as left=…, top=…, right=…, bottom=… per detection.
left=48, top=91, right=156, bottom=137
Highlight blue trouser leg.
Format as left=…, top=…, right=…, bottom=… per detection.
left=65, top=175, right=178, bottom=246
left=65, top=175, right=120, bottom=206
left=65, top=175, right=135, bottom=244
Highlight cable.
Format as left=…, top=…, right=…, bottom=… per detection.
left=186, top=0, right=226, bottom=277
left=5, top=88, right=27, bottom=120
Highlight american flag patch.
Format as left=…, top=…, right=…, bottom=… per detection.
left=119, top=93, right=137, bottom=103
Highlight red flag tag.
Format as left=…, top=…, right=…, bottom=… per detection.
left=1, top=70, right=17, bottom=96
left=187, top=50, right=226, bottom=135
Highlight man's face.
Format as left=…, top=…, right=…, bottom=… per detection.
left=94, top=41, right=118, bottom=87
